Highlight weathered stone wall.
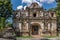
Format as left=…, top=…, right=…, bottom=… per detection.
left=13, top=2, right=57, bottom=37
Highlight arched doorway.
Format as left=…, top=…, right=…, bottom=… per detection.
left=31, top=23, right=40, bottom=35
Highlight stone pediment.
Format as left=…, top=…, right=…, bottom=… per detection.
left=29, top=2, right=41, bottom=8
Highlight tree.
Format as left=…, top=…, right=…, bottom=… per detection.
left=55, top=0, right=60, bottom=16
left=55, top=0, right=60, bottom=36
left=0, top=0, right=12, bottom=30
left=0, top=0, right=12, bottom=17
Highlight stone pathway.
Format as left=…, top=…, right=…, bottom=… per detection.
left=0, top=38, right=60, bottom=40
left=16, top=38, right=60, bottom=40
left=31, top=35, right=41, bottom=38
left=0, top=38, right=14, bottom=40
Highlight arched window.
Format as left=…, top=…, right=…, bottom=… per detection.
left=16, top=13, right=18, bottom=17
left=51, top=13, right=54, bottom=17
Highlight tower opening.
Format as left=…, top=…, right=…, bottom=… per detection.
left=33, top=13, right=36, bottom=17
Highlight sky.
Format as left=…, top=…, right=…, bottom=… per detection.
left=11, top=0, right=57, bottom=10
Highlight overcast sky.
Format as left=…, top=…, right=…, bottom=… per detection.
left=11, top=0, right=57, bottom=10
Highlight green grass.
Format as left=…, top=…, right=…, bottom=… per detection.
left=16, top=36, right=60, bottom=38
left=16, top=36, right=32, bottom=38
left=44, top=36, right=60, bottom=38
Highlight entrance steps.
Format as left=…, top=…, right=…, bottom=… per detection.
left=31, top=35, right=42, bottom=38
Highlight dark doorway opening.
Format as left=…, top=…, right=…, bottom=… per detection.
left=32, top=25, right=39, bottom=35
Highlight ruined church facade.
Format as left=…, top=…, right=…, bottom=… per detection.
left=13, top=2, right=57, bottom=37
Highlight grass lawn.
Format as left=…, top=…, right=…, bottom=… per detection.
left=16, top=35, right=60, bottom=38
left=44, top=36, right=60, bottom=38
left=16, top=36, right=32, bottom=38
left=16, top=36, right=60, bottom=38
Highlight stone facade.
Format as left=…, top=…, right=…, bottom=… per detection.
left=13, top=2, right=57, bottom=37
